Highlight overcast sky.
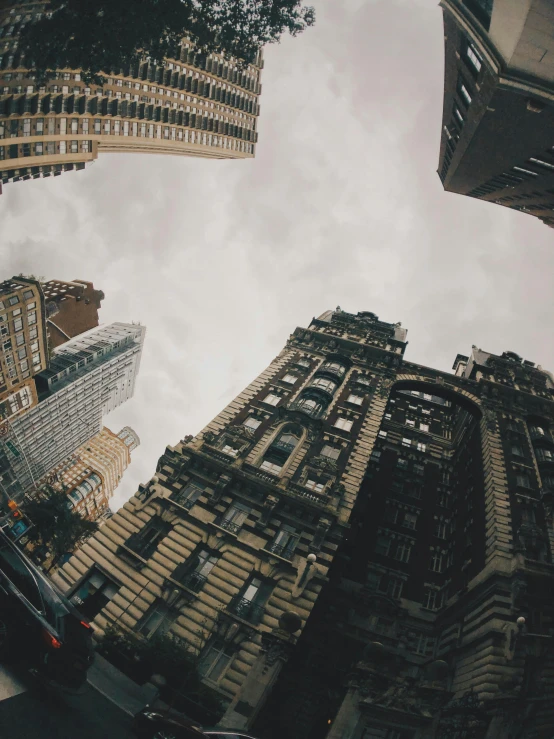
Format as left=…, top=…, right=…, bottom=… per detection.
left=2, top=0, right=554, bottom=511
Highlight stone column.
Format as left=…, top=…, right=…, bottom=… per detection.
left=218, top=626, right=298, bottom=730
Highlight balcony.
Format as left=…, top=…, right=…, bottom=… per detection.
left=202, top=446, right=237, bottom=465
left=179, top=571, right=207, bottom=593
left=317, top=363, right=347, bottom=381
left=242, top=463, right=279, bottom=485
left=287, top=482, right=331, bottom=507
left=216, top=518, right=241, bottom=535
left=229, top=597, right=265, bottom=625
left=271, top=439, right=296, bottom=455
left=267, top=542, right=296, bottom=560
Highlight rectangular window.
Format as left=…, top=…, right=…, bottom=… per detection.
left=422, top=587, right=443, bottom=610
left=466, top=42, right=482, bottom=72
left=13, top=317, right=22, bottom=332
left=334, top=417, right=353, bottom=432
left=28, top=312, right=36, bottom=325
left=173, top=481, right=203, bottom=509
left=379, top=573, right=404, bottom=599
left=138, top=600, right=174, bottom=639
left=321, top=444, right=340, bottom=460
left=417, top=442, right=427, bottom=452
left=70, top=140, right=78, bottom=153
left=430, top=551, right=443, bottom=573
left=12, top=308, right=21, bottom=317
left=305, top=478, right=325, bottom=493
left=394, top=540, right=412, bottom=563
left=220, top=503, right=248, bottom=533
left=69, top=567, right=119, bottom=621
left=127, top=519, right=170, bottom=560
left=403, top=512, right=418, bottom=530
left=243, top=417, right=261, bottom=430
left=396, top=458, right=408, bottom=469
left=199, top=640, right=233, bottom=684
left=282, top=373, right=297, bottom=384
left=347, top=394, right=363, bottom=405
left=419, top=423, right=429, bottom=432
left=59, top=141, right=67, bottom=154
left=406, top=419, right=415, bottom=427
left=402, top=438, right=411, bottom=447
left=263, top=393, right=280, bottom=406
left=375, top=534, right=391, bottom=556
left=378, top=430, right=387, bottom=439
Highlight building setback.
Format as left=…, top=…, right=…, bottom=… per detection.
left=438, top=0, right=554, bottom=229
left=41, top=426, right=140, bottom=521
left=0, top=1, right=262, bottom=188
left=0, top=322, right=145, bottom=503
left=54, top=309, right=554, bottom=738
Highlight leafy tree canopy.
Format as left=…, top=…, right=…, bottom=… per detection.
left=23, top=485, right=98, bottom=569
left=18, top=0, right=315, bottom=83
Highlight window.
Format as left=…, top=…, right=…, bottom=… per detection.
left=243, top=416, right=261, bottom=430
left=13, top=317, right=22, bottom=332
left=297, top=359, right=310, bottom=368
left=70, top=567, right=119, bottom=620
left=378, top=573, right=404, bottom=599
left=402, top=438, right=411, bottom=447
left=458, top=79, right=472, bottom=106
left=512, top=445, right=524, bottom=457
left=138, top=600, right=174, bottom=638
left=173, top=481, right=203, bottom=509
left=126, top=519, right=170, bottom=560
left=417, top=442, right=427, bottom=453
left=260, top=457, right=282, bottom=474
left=220, top=503, right=248, bottom=533
left=434, top=520, right=448, bottom=539
left=268, top=526, right=299, bottom=559
left=199, top=640, right=233, bottom=683
left=516, top=473, right=531, bottom=488
left=17, top=347, right=26, bottom=360
left=305, top=478, right=325, bottom=493
left=12, top=308, right=21, bottom=317
left=15, top=333, right=24, bottom=347
left=321, top=444, right=340, bottom=461
left=221, top=443, right=239, bottom=457
left=396, top=458, right=408, bottom=470
left=263, top=393, right=280, bottom=406
left=22, top=290, right=33, bottom=300
left=334, top=417, right=353, bottom=432
left=28, top=311, right=36, bottom=325
left=405, top=419, right=415, bottom=428
left=422, top=587, right=443, bottom=610
left=282, top=374, right=297, bottom=385
left=378, top=430, right=387, bottom=439
left=8, top=296, right=19, bottom=306
left=403, top=512, right=418, bottom=530
left=347, top=394, right=363, bottom=405
left=419, top=423, right=429, bottom=433
left=465, top=41, right=482, bottom=72
left=231, top=577, right=272, bottom=623
left=311, top=377, right=338, bottom=395
left=430, top=551, right=444, bottom=573
left=394, top=540, right=412, bottom=563
left=371, top=450, right=381, bottom=462
left=173, top=548, right=218, bottom=592
left=536, top=448, right=554, bottom=463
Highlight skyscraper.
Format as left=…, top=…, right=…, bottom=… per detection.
left=54, top=309, right=554, bottom=738
left=437, top=0, right=554, bottom=228
left=0, top=1, right=262, bottom=188
left=41, top=425, right=140, bottom=521
left=0, top=322, right=145, bottom=503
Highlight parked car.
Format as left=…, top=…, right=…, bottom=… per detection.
left=132, top=707, right=263, bottom=739
left=0, top=526, right=94, bottom=692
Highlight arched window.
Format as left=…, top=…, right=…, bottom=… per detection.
left=293, top=393, right=327, bottom=419
left=310, top=376, right=338, bottom=396
left=320, top=361, right=347, bottom=380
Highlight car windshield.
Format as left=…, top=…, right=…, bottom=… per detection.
left=0, top=544, right=43, bottom=611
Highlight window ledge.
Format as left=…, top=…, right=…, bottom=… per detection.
left=117, top=544, right=149, bottom=569
left=260, top=547, right=296, bottom=567
left=208, top=521, right=239, bottom=538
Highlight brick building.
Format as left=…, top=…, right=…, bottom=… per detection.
left=41, top=279, right=104, bottom=349
left=0, top=275, right=48, bottom=424
left=438, top=0, right=554, bottom=229
left=0, top=1, right=262, bottom=188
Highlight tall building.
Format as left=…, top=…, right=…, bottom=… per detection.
left=0, top=322, right=145, bottom=503
left=0, top=275, right=48, bottom=423
left=0, top=1, right=262, bottom=188
left=438, top=0, right=554, bottom=228
left=41, top=425, right=140, bottom=521
left=41, top=279, right=104, bottom=349
left=54, top=309, right=554, bottom=739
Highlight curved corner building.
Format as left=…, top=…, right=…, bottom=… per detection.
left=0, top=1, right=262, bottom=188
left=438, top=0, right=554, bottom=229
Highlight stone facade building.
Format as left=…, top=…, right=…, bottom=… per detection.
left=0, top=1, right=262, bottom=188
left=438, top=0, right=554, bottom=229
left=41, top=426, right=140, bottom=521
left=53, top=309, right=554, bottom=738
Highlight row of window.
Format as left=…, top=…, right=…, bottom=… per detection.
left=378, top=430, right=427, bottom=452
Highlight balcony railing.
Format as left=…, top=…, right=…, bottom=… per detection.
left=124, top=532, right=159, bottom=561
left=268, top=542, right=296, bottom=560
left=180, top=571, right=207, bottom=593
left=271, top=439, right=296, bottom=455
left=217, top=518, right=241, bottom=535
left=242, top=463, right=278, bottom=485
left=202, top=446, right=237, bottom=465
left=229, top=597, right=265, bottom=625
left=287, top=482, right=331, bottom=506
